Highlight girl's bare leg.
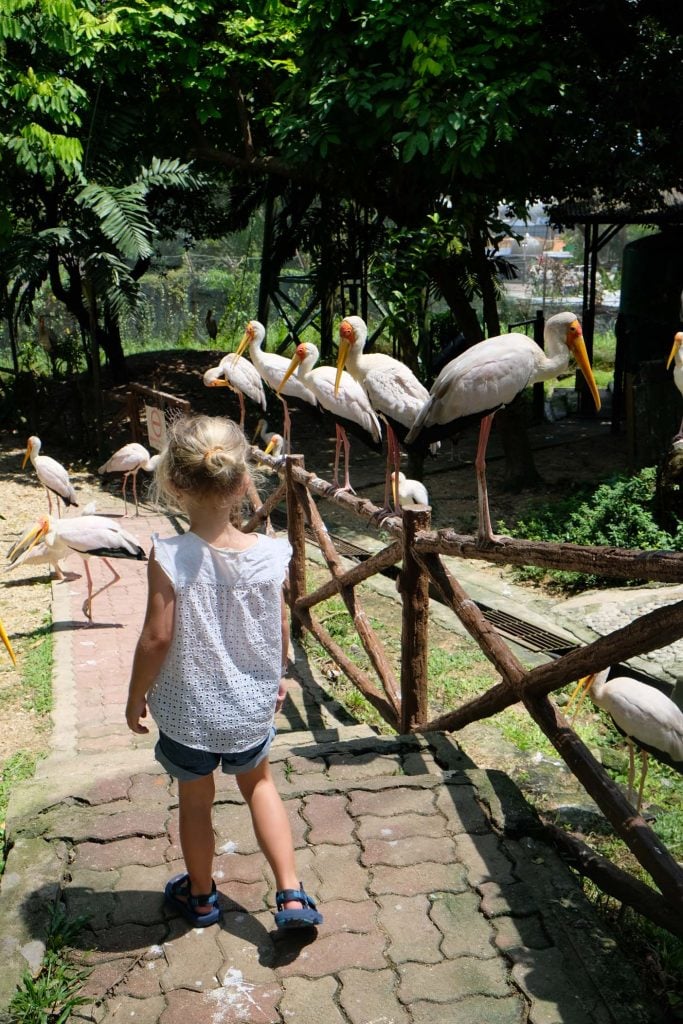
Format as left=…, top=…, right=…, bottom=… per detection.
left=178, top=773, right=216, bottom=912
left=237, top=758, right=303, bottom=908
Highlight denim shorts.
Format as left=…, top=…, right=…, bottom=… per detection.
left=155, top=726, right=276, bottom=782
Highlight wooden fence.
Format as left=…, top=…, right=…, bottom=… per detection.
left=245, top=450, right=683, bottom=936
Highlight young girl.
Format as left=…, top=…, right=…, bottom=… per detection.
left=126, top=414, right=322, bottom=931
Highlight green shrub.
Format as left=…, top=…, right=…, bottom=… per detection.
left=502, top=468, right=683, bottom=591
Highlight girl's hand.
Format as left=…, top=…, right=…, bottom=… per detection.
left=275, top=679, right=287, bottom=713
left=126, top=695, right=149, bottom=734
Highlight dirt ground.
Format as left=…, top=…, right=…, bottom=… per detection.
left=0, top=349, right=630, bottom=769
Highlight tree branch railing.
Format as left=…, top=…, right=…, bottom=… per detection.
left=257, top=454, right=683, bottom=932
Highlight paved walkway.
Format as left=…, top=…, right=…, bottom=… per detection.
left=0, top=506, right=660, bottom=1024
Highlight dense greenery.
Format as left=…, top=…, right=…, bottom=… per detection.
left=502, top=467, right=683, bottom=590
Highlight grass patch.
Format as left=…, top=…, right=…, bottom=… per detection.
left=21, top=621, right=54, bottom=716
left=9, top=904, right=91, bottom=1023
left=0, top=751, right=39, bottom=874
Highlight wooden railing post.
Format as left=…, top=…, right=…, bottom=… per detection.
left=285, top=455, right=306, bottom=639
left=399, top=505, right=431, bottom=733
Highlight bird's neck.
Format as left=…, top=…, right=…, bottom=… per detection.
left=589, top=668, right=611, bottom=701
left=536, top=344, right=570, bottom=381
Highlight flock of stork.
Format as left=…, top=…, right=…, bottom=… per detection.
left=1, top=312, right=682, bottom=814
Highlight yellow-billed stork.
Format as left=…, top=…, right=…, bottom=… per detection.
left=98, top=442, right=159, bottom=516
left=391, top=471, right=430, bottom=509
left=405, top=312, right=601, bottom=543
left=203, top=355, right=266, bottom=430
left=667, top=331, right=683, bottom=435
left=278, top=342, right=381, bottom=492
left=22, top=436, right=78, bottom=516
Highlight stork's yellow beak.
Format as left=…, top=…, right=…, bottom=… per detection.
left=0, top=618, right=16, bottom=667
left=566, top=674, right=594, bottom=723
left=667, top=333, right=683, bottom=370
left=264, top=436, right=280, bottom=456
left=7, top=518, right=49, bottom=563
left=233, top=327, right=251, bottom=365
left=335, top=338, right=350, bottom=396
left=21, top=442, right=32, bottom=469
left=277, top=352, right=300, bottom=396
left=567, top=327, right=601, bottom=411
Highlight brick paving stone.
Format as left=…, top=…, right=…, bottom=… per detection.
left=492, top=914, right=553, bottom=952
left=356, top=812, right=446, bottom=842
left=411, top=994, right=527, bottom=1024
left=348, top=787, right=436, bottom=818
left=219, top=878, right=269, bottom=914
left=72, top=776, right=132, bottom=806
left=110, top=864, right=171, bottom=925
left=478, top=880, right=540, bottom=918
left=312, top=843, right=368, bottom=902
left=100, top=995, right=166, bottom=1023
left=214, top=850, right=266, bottom=886
left=370, top=862, right=469, bottom=897
left=402, top=751, right=442, bottom=775
left=160, top=928, right=224, bottom=991
left=398, top=957, right=511, bottom=1003
left=317, top=898, right=377, bottom=938
left=303, top=793, right=355, bottom=845
left=338, top=967, right=410, bottom=1024
left=117, top=957, right=165, bottom=999
left=285, top=796, right=308, bottom=848
left=213, top=803, right=261, bottom=855
left=435, top=783, right=490, bottom=834
left=76, top=836, right=171, bottom=871
left=79, top=959, right=135, bottom=1000
left=64, top=886, right=117, bottom=930
left=61, top=808, right=169, bottom=843
left=327, top=752, right=402, bottom=781
left=161, top=983, right=281, bottom=1024
left=275, top=929, right=387, bottom=979
left=510, top=947, right=602, bottom=1024
left=452, top=833, right=516, bottom=887
left=361, top=834, right=456, bottom=868
left=80, top=734, right=134, bottom=753
left=128, top=773, right=174, bottom=805
left=280, top=975, right=345, bottom=1024
left=85, top=923, right=170, bottom=959
left=377, top=894, right=442, bottom=964
left=429, top=891, right=497, bottom=959
left=216, top=910, right=278, bottom=984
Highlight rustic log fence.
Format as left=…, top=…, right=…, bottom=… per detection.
left=246, top=449, right=683, bottom=933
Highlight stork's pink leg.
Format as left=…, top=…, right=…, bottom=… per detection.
left=475, top=413, right=497, bottom=544
left=82, top=558, right=95, bottom=621
left=340, top=427, right=355, bottom=493
left=122, top=472, right=130, bottom=517
left=132, top=470, right=140, bottom=516
left=238, top=393, right=246, bottom=430
left=82, top=557, right=121, bottom=622
left=279, top=396, right=292, bottom=454
left=333, top=424, right=343, bottom=487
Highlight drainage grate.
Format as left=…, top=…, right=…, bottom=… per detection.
left=475, top=605, right=578, bottom=654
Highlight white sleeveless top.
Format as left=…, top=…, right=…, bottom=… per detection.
left=147, top=531, right=292, bottom=752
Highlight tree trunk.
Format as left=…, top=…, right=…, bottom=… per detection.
left=496, top=396, right=542, bottom=490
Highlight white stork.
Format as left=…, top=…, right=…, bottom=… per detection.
left=278, top=342, right=382, bottom=492
left=98, top=443, right=159, bottom=517
left=22, top=436, right=78, bottom=516
left=234, top=320, right=317, bottom=450
left=391, top=471, right=430, bottom=509
left=405, top=312, right=601, bottom=543
left=7, top=514, right=146, bottom=622
left=336, top=316, right=437, bottom=513
left=568, top=668, right=683, bottom=812
left=666, top=331, right=683, bottom=436
left=203, top=355, right=266, bottom=430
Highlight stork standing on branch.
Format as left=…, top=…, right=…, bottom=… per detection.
left=666, top=331, right=683, bottom=436
left=203, top=355, right=267, bottom=430
left=278, top=342, right=382, bottom=492
left=405, top=312, right=601, bottom=543
left=22, top=436, right=78, bottom=516
left=234, top=320, right=317, bottom=452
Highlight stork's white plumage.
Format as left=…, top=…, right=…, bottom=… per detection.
left=569, top=668, right=683, bottom=811
left=405, top=312, right=601, bottom=543
left=235, top=321, right=317, bottom=450
left=337, top=316, right=435, bottom=511
left=99, top=443, right=159, bottom=516
left=252, top=418, right=277, bottom=446
left=391, top=471, right=430, bottom=509
left=667, top=332, right=683, bottom=436
left=22, top=436, right=78, bottom=516
left=8, top=514, right=146, bottom=621
left=203, top=355, right=266, bottom=429
left=278, top=342, right=381, bottom=491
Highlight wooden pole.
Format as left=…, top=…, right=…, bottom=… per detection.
left=399, top=507, right=432, bottom=732
left=295, top=481, right=400, bottom=715
left=296, top=540, right=402, bottom=610
left=285, top=455, right=306, bottom=639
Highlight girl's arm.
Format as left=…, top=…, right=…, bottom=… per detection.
left=276, top=588, right=290, bottom=713
left=126, top=553, right=176, bottom=734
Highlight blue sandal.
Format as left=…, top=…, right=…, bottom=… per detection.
left=274, top=883, right=323, bottom=929
left=165, top=873, right=221, bottom=928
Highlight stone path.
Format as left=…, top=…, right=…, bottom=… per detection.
left=0, top=506, right=660, bottom=1023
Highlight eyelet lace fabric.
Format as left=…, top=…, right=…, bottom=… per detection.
left=147, top=532, right=291, bottom=752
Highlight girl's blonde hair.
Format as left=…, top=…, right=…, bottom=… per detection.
left=153, top=414, right=250, bottom=510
